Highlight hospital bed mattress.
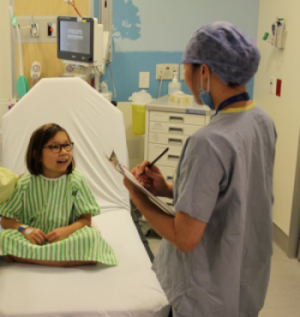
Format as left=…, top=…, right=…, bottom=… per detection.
left=0, top=209, right=169, bottom=317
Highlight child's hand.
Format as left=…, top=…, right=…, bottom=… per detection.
left=46, top=227, right=70, bottom=243
left=22, top=228, right=46, bottom=245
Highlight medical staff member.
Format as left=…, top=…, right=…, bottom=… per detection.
left=124, top=21, right=277, bottom=317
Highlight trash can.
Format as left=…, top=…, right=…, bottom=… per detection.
left=129, top=90, right=152, bottom=135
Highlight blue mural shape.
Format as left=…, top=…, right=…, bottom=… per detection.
left=113, top=0, right=141, bottom=40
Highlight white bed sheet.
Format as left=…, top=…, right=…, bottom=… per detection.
left=0, top=78, right=169, bottom=317
left=0, top=209, right=169, bottom=317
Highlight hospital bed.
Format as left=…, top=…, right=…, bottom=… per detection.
left=0, top=78, right=170, bottom=317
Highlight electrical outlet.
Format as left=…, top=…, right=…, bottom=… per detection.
left=156, top=64, right=179, bottom=80
left=30, top=23, right=39, bottom=38
left=180, top=64, right=185, bottom=81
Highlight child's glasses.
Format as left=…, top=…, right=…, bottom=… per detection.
left=45, top=143, right=74, bottom=153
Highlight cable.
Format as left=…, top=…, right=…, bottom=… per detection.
left=94, top=62, right=117, bottom=98
left=71, top=0, right=82, bottom=17
left=157, top=72, right=163, bottom=98
left=20, top=25, right=31, bottom=30
left=106, top=61, right=117, bottom=98
left=157, top=77, right=163, bottom=98
left=93, top=67, right=101, bottom=92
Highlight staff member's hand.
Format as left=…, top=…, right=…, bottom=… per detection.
left=21, top=227, right=46, bottom=245
left=131, top=161, right=172, bottom=197
left=123, top=176, right=144, bottom=198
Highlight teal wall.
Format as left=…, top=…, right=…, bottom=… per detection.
left=94, top=0, right=260, bottom=102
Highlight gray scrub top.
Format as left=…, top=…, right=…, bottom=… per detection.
left=152, top=103, right=277, bottom=317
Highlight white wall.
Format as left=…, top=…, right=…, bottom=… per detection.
left=254, top=0, right=300, bottom=236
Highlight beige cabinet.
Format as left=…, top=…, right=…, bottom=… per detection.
left=144, top=96, right=213, bottom=209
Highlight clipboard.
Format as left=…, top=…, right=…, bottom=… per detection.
left=105, top=151, right=175, bottom=217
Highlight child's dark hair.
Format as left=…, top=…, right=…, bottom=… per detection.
left=26, top=123, right=75, bottom=175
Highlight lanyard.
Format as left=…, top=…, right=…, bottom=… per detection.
left=215, top=92, right=250, bottom=116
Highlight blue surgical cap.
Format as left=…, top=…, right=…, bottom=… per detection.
left=182, top=21, right=261, bottom=86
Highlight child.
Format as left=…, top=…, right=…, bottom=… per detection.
left=0, top=123, right=117, bottom=267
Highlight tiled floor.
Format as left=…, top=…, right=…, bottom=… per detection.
left=147, top=233, right=300, bottom=317
left=260, top=244, right=300, bottom=317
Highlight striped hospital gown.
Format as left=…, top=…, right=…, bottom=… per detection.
left=0, top=169, right=117, bottom=265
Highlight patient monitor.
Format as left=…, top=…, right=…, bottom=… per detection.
left=57, top=16, right=110, bottom=74
left=56, top=1, right=113, bottom=91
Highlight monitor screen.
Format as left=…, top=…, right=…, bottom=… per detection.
left=57, top=17, right=94, bottom=63
left=60, top=21, right=91, bottom=55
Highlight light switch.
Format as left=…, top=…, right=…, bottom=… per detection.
left=139, top=72, right=150, bottom=89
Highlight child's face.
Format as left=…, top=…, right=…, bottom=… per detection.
left=41, top=131, right=73, bottom=178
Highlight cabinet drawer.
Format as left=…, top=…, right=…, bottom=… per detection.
left=150, top=111, right=205, bottom=126
left=149, top=133, right=188, bottom=147
left=148, top=144, right=181, bottom=168
left=149, top=121, right=201, bottom=136
left=157, top=165, right=175, bottom=183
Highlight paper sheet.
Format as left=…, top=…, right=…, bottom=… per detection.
left=105, top=151, right=175, bottom=216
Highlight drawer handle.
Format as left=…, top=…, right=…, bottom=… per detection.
left=166, top=175, right=173, bottom=181
left=168, top=138, right=183, bottom=145
left=168, top=155, right=180, bottom=161
left=166, top=202, right=174, bottom=207
left=169, top=127, right=183, bottom=134
left=169, top=116, right=184, bottom=123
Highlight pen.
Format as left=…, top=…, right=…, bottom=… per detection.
left=138, top=147, right=169, bottom=177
